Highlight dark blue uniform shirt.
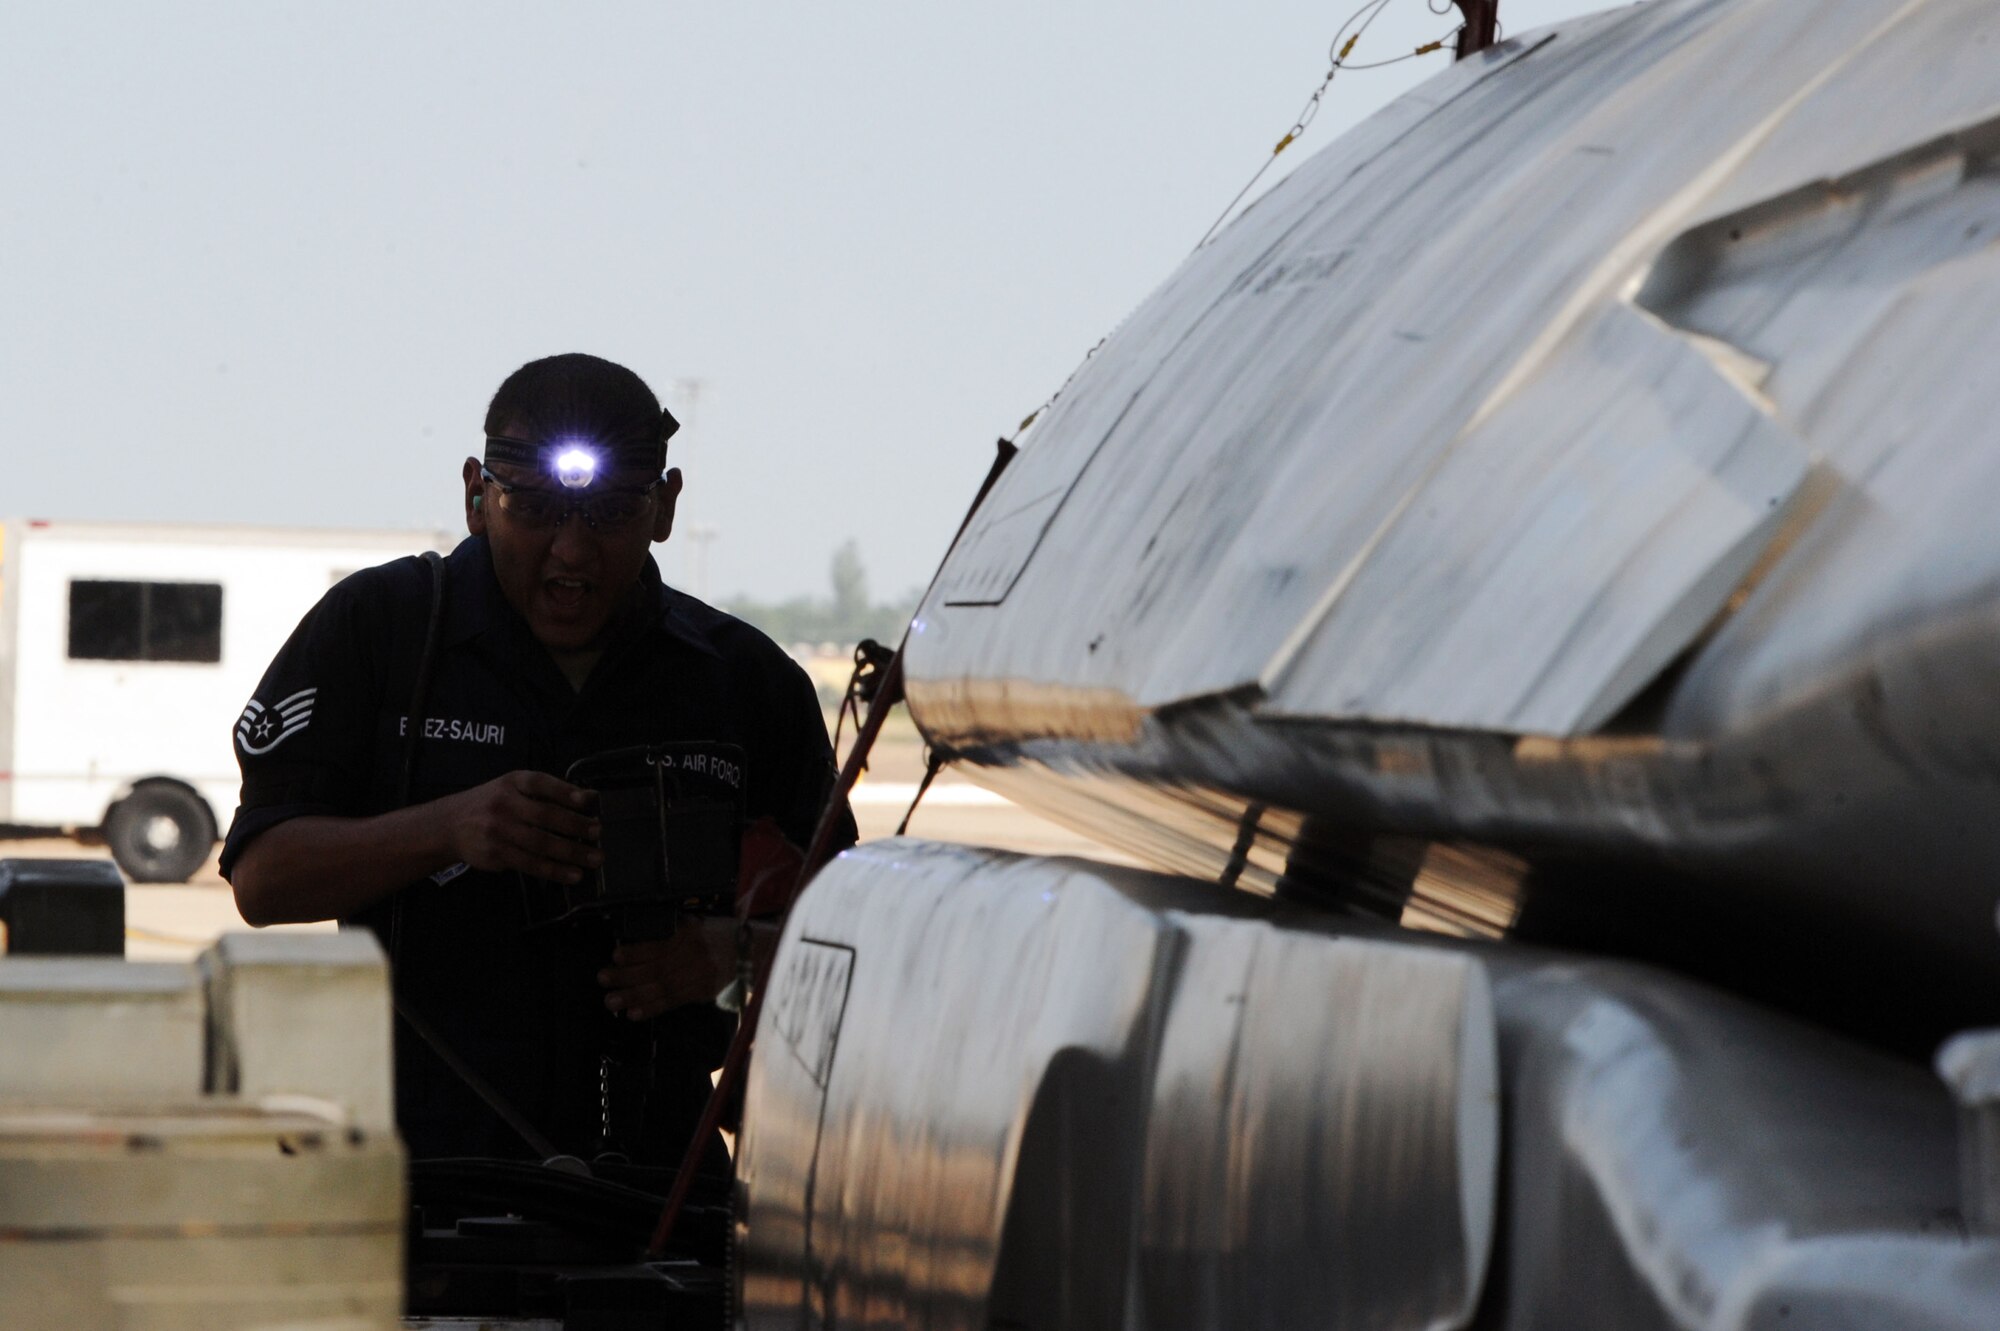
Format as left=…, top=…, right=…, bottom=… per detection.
left=222, top=534, right=850, bottom=1162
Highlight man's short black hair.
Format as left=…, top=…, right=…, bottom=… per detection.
left=484, top=353, right=680, bottom=467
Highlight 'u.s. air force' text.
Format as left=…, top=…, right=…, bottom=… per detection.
left=399, top=716, right=506, bottom=745
left=654, top=748, right=743, bottom=788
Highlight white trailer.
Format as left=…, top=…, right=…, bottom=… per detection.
left=0, top=519, right=452, bottom=881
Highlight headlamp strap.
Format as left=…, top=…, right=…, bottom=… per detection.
left=481, top=435, right=541, bottom=469
left=483, top=430, right=673, bottom=473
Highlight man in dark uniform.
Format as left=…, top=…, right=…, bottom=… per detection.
left=222, top=352, right=851, bottom=1165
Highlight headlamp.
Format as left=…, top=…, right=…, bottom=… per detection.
left=484, top=429, right=667, bottom=477
left=552, top=446, right=598, bottom=490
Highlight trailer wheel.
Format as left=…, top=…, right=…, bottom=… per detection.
left=105, top=783, right=217, bottom=884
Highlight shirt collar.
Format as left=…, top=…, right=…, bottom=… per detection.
left=437, top=535, right=509, bottom=649
left=440, top=535, right=723, bottom=661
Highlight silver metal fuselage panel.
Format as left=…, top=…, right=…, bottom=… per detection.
left=900, top=0, right=2000, bottom=1027
left=739, top=842, right=2000, bottom=1329
left=739, top=841, right=1497, bottom=1331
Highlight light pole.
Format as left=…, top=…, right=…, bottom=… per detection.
left=685, top=522, right=719, bottom=601
left=669, top=378, right=705, bottom=454
left=668, top=378, right=711, bottom=595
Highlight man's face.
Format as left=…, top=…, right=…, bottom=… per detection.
left=461, top=451, right=681, bottom=652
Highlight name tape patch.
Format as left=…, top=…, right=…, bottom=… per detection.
left=399, top=716, right=507, bottom=746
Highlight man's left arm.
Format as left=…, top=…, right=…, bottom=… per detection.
left=761, top=653, right=855, bottom=856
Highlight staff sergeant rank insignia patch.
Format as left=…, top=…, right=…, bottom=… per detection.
left=236, top=688, right=316, bottom=755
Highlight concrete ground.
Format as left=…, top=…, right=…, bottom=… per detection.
left=2, top=736, right=1130, bottom=962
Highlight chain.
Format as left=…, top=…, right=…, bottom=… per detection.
left=600, top=1053, right=614, bottom=1150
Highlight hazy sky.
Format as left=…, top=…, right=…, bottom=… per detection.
left=3, top=0, right=1619, bottom=603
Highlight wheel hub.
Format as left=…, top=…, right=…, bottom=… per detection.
left=141, top=815, right=183, bottom=853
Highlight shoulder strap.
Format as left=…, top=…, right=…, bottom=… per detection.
left=388, top=550, right=447, bottom=963
left=386, top=550, right=566, bottom=1161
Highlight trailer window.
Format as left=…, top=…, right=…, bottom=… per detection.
left=67, top=581, right=223, bottom=663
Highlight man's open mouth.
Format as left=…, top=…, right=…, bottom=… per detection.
left=546, top=577, right=589, bottom=608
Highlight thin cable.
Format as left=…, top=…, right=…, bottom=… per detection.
left=831, top=671, right=857, bottom=762
left=1194, top=0, right=1389, bottom=250
left=1021, top=0, right=1458, bottom=436
left=1194, top=156, right=1285, bottom=252
left=1012, top=331, right=1110, bottom=439
left=894, top=750, right=945, bottom=837
left=1194, top=0, right=1448, bottom=250
left=1344, top=31, right=1461, bottom=69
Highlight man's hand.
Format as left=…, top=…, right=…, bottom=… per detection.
left=597, top=918, right=736, bottom=1021
left=440, top=770, right=601, bottom=882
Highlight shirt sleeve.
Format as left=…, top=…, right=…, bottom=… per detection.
left=761, top=652, right=857, bottom=855
left=218, top=575, right=386, bottom=881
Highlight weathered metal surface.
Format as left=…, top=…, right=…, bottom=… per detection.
left=913, top=0, right=1896, bottom=733
left=736, top=1, right=2000, bottom=1320
left=737, top=841, right=1498, bottom=1330
left=1481, top=957, right=1997, bottom=1330
left=1135, top=920, right=1496, bottom=1331
left=900, top=0, right=2000, bottom=1036
left=740, top=842, right=2000, bottom=1329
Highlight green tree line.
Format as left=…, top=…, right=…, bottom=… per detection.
left=723, top=540, right=922, bottom=647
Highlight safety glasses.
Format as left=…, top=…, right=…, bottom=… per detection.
left=478, top=467, right=661, bottom=531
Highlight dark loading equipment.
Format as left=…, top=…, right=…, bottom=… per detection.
left=0, top=858, right=124, bottom=956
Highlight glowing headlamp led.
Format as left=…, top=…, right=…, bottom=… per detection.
left=552, top=446, right=599, bottom=490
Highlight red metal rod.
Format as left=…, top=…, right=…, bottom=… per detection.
left=645, top=439, right=1014, bottom=1259
left=645, top=984, right=762, bottom=1256
left=1454, top=0, right=1500, bottom=59
left=644, top=656, right=906, bottom=1259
